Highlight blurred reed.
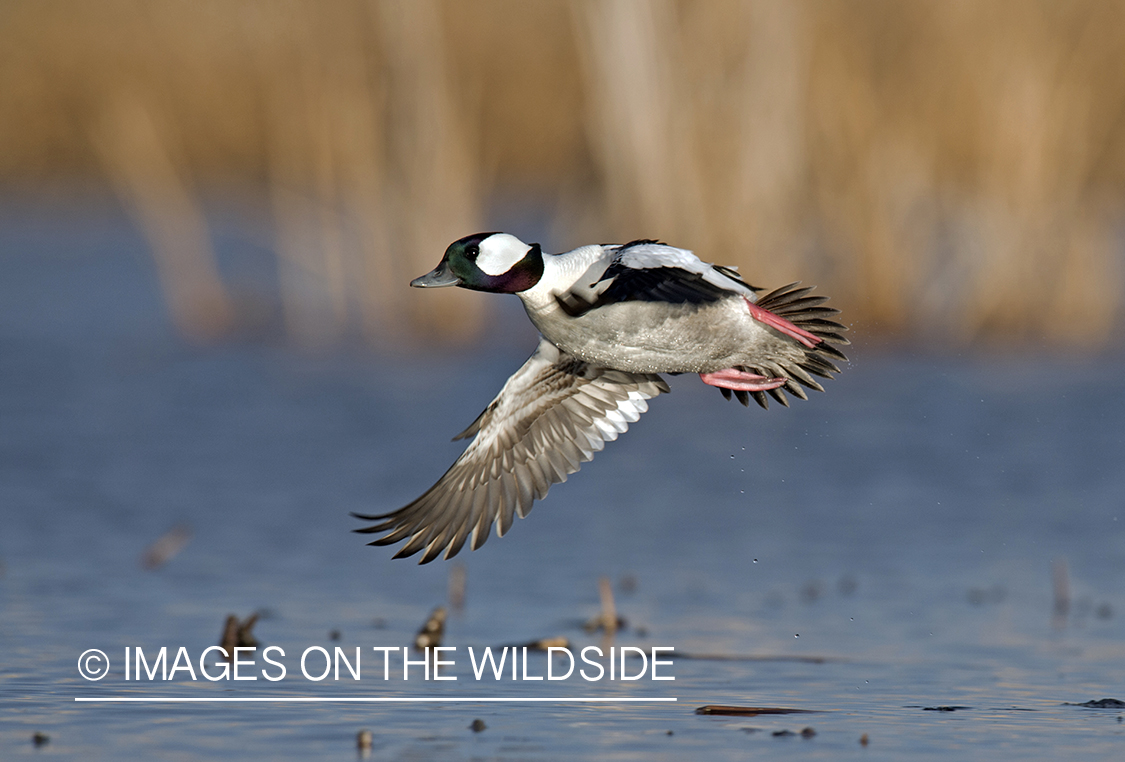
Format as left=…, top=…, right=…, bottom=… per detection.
left=90, top=94, right=236, bottom=342
left=2, top=0, right=1123, bottom=347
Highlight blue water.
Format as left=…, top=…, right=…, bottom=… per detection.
left=2, top=198, right=1124, bottom=759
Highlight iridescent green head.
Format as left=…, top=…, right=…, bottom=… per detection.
left=411, top=233, right=545, bottom=293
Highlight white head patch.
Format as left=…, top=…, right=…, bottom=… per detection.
left=476, top=234, right=532, bottom=276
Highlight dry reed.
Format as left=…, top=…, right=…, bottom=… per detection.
left=2, top=0, right=1123, bottom=347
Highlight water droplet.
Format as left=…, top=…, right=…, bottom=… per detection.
left=753, top=559, right=758, bottom=563
left=794, top=633, right=799, bottom=638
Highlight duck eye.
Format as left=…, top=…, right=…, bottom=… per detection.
left=465, top=245, right=479, bottom=261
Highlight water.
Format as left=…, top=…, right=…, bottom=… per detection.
left=2, top=200, right=1125, bottom=759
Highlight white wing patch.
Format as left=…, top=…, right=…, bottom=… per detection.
left=616, top=242, right=704, bottom=272
left=477, top=233, right=532, bottom=276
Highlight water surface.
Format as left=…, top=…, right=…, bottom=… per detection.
left=2, top=204, right=1124, bottom=759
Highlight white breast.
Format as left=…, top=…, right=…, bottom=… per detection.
left=519, top=244, right=611, bottom=307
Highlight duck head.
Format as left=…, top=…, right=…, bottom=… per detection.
left=411, top=233, right=545, bottom=293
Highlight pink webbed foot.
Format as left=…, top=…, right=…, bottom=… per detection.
left=699, top=368, right=786, bottom=392
left=744, top=297, right=821, bottom=349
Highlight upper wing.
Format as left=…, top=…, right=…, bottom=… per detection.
left=555, top=240, right=759, bottom=317
left=353, top=338, right=670, bottom=563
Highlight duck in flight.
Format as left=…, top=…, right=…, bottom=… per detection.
left=354, top=233, right=848, bottom=563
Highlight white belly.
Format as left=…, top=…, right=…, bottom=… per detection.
left=521, top=297, right=761, bottom=374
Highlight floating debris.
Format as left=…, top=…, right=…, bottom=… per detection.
left=800, top=727, right=817, bottom=738
left=580, top=580, right=625, bottom=634
left=665, top=729, right=673, bottom=736
left=140, top=523, right=192, bottom=570
left=920, top=706, right=971, bottom=712
left=356, top=729, right=373, bottom=751
left=219, top=613, right=259, bottom=659
left=860, top=733, right=869, bottom=746
left=599, top=576, right=616, bottom=630
left=469, top=718, right=487, bottom=732
left=695, top=706, right=815, bottom=716
left=449, top=564, right=466, bottom=612
left=414, top=607, right=446, bottom=651
left=1064, top=698, right=1125, bottom=708
left=772, top=729, right=796, bottom=737
left=32, top=732, right=50, bottom=747
left=583, top=615, right=627, bottom=634
left=584, top=577, right=623, bottom=634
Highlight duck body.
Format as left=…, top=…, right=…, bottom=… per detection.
left=354, top=233, right=848, bottom=563
left=518, top=241, right=802, bottom=376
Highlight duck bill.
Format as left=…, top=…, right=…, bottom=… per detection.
left=410, top=263, right=461, bottom=288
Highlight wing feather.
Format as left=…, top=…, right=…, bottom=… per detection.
left=353, top=338, right=669, bottom=563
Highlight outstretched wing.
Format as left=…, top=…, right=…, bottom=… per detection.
left=353, top=338, right=669, bottom=563
left=555, top=241, right=760, bottom=317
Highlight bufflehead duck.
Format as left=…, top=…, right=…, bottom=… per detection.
left=354, top=233, right=848, bottom=563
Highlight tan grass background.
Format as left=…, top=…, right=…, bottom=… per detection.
left=3, top=0, right=1124, bottom=347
